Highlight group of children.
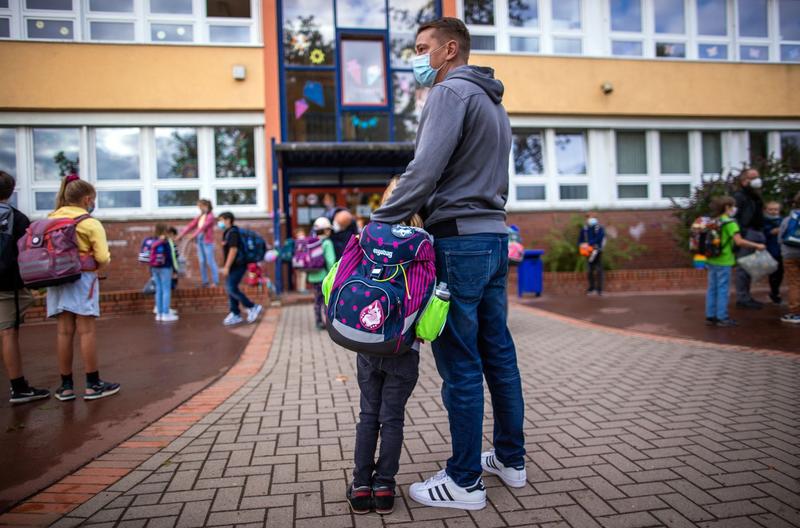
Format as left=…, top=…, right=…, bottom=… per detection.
left=1, top=171, right=119, bottom=404
left=704, top=192, right=800, bottom=326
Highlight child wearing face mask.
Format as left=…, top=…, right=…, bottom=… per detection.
left=706, top=196, right=766, bottom=327
left=763, top=201, right=784, bottom=304
left=578, top=213, right=605, bottom=295
left=47, top=175, right=119, bottom=401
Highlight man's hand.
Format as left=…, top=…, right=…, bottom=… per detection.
left=220, top=267, right=229, bottom=277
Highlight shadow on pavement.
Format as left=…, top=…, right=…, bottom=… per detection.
left=0, top=311, right=255, bottom=512
left=524, top=290, right=797, bottom=354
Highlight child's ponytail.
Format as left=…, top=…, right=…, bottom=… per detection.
left=55, top=174, right=96, bottom=210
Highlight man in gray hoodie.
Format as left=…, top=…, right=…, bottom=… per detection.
left=372, top=18, right=526, bottom=510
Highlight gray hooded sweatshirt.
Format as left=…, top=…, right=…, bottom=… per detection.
left=372, top=65, right=511, bottom=236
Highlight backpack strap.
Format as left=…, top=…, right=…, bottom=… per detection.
left=73, top=214, right=92, bottom=224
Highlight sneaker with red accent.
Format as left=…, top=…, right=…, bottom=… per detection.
left=373, top=486, right=395, bottom=515
left=346, top=483, right=372, bottom=514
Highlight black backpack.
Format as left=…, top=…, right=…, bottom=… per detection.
left=0, top=203, right=15, bottom=277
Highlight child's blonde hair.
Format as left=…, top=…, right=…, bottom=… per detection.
left=383, top=176, right=423, bottom=228
left=55, top=175, right=95, bottom=210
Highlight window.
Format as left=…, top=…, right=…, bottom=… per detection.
left=340, top=37, right=388, bottom=107
left=90, top=21, right=135, bottom=41
left=285, top=70, right=337, bottom=142
left=512, top=129, right=544, bottom=175
left=697, top=0, right=726, bottom=36
left=214, top=127, right=255, bottom=179
left=98, top=190, right=141, bottom=208
left=155, top=128, right=197, bottom=180
left=554, top=132, right=586, bottom=175
left=654, top=0, right=684, bottom=34
left=337, top=0, right=386, bottom=28
left=282, top=0, right=335, bottom=66
left=95, top=128, right=140, bottom=180
left=552, top=0, right=580, bottom=30
left=779, top=0, right=800, bottom=62
left=618, top=184, right=648, bottom=199
left=342, top=112, right=390, bottom=141
left=206, top=0, right=249, bottom=18
left=611, top=0, right=641, bottom=32
left=749, top=131, right=768, bottom=164
left=0, top=128, right=15, bottom=178
left=781, top=131, right=800, bottom=173
left=738, top=0, right=767, bottom=38
left=661, top=183, right=691, bottom=198
left=389, top=0, right=436, bottom=67
left=509, top=0, right=537, bottom=27
left=33, top=128, right=79, bottom=181
left=517, top=185, right=546, bottom=200
left=660, top=132, right=689, bottom=174
left=702, top=132, right=722, bottom=175
left=559, top=185, right=588, bottom=200
left=393, top=72, right=428, bottom=142
left=464, top=0, right=493, bottom=25
left=149, top=0, right=192, bottom=15
left=616, top=131, right=647, bottom=174
left=89, top=0, right=133, bottom=12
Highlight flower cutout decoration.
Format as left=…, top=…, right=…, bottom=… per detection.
left=309, top=48, right=325, bottom=65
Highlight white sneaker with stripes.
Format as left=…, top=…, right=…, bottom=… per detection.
left=408, top=469, right=486, bottom=510
left=481, top=449, right=527, bottom=488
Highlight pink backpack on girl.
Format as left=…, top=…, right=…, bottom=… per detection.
left=17, top=215, right=96, bottom=289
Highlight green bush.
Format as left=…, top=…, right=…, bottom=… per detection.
left=671, top=156, right=800, bottom=255
left=541, top=214, right=647, bottom=272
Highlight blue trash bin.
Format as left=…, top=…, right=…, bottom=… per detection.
left=518, top=249, right=544, bottom=297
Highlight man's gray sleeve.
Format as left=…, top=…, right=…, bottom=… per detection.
left=371, top=86, right=466, bottom=224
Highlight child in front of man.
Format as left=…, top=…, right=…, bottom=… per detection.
left=706, top=196, right=766, bottom=327
left=346, top=177, right=424, bottom=516
left=48, top=175, right=119, bottom=401
left=151, top=223, right=179, bottom=323
left=763, top=201, right=784, bottom=304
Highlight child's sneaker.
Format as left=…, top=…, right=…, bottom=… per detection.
left=481, top=450, right=527, bottom=488
left=84, top=380, right=121, bottom=400
left=408, top=469, right=486, bottom=510
left=346, top=483, right=372, bottom=515
left=247, top=304, right=263, bottom=323
left=55, top=382, right=76, bottom=402
left=161, top=313, right=179, bottom=323
left=373, top=486, right=395, bottom=515
left=715, top=318, right=739, bottom=327
left=10, top=385, right=50, bottom=405
left=781, top=313, right=800, bottom=324
left=223, top=313, right=244, bottom=326
left=705, top=317, right=717, bottom=326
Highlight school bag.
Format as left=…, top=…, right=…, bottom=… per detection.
left=236, top=227, right=267, bottom=264
left=322, top=222, right=443, bottom=357
left=782, top=211, right=800, bottom=248
left=508, top=241, right=524, bottom=264
left=148, top=239, right=171, bottom=268
left=17, top=215, right=96, bottom=289
left=689, top=216, right=733, bottom=258
left=138, top=236, right=157, bottom=264
left=0, top=203, right=15, bottom=278
left=245, top=262, right=263, bottom=286
left=292, top=236, right=326, bottom=270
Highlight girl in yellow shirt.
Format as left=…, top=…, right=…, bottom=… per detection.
left=47, top=175, right=120, bottom=401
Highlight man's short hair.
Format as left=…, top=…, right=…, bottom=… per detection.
left=0, top=171, right=15, bottom=201
left=417, top=17, right=470, bottom=61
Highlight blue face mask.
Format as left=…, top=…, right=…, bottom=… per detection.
left=217, top=221, right=226, bottom=230
left=87, top=201, right=95, bottom=214
left=587, top=218, right=598, bottom=226
left=412, top=43, right=448, bottom=87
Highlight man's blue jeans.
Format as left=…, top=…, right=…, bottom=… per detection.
left=197, top=239, right=219, bottom=287
left=226, top=264, right=254, bottom=316
left=431, top=233, right=526, bottom=488
left=706, top=264, right=732, bottom=320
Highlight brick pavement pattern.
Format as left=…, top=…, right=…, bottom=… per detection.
left=50, top=305, right=799, bottom=528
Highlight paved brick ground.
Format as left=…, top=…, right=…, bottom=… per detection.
left=50, top=305, right=799, bottom=528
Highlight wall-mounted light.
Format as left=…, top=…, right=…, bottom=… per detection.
left=601, top=82, right=614, bottom=95
left=232, top=65, right=247, bottom=81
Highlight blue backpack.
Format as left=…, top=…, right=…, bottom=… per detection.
left=236, top=227, right=267, bottom=264
left=322, top=222, right=441, bottom=357
left=138, top=237, right=157, bottom=264
left=782, top=211, right=800, bottom=248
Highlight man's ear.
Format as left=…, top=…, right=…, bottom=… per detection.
left=447, top=40, right=459, bottom=61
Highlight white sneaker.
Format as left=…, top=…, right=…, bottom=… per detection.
left=161, top=313, right=179, bottom=323
left=408, top=469, right=486, bottom=510
left=223, top=313, right=244, bottom=326
left=247, top=304, right=263, bottom=324
left=481, top=450, right=527, bottom=488
left=154, top=308, right=177, bottom=316
left=155, top=314, right=162, bottom=322
left=153, top=306, right=158, bottom=314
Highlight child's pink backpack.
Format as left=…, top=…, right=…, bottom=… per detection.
left=292, top=235, right=325, bottom=270
left=17, top=215, right=96, bottom=289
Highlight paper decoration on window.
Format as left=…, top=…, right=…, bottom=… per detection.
left=291, top=33, right=309, bottom=53
left=366, top=65, right=382, bottom=86
left=748, top=47, right=763, bottom=59
left=60, top=26, right=69, bottom=35
left=176, top=26, right=185, bottom=36
left=303, top=81, right=325, bottom=107
left=35, top=20, right=44, bottom=29
left=351, top=116, right=378, bottom=129
left=309, top=48, right=325, bottom=64
left=347, top=59, right=362, bottom=86
left=157, top=30, right=166, bottom=39
left=294, top=98, right=309, bottom=119
left=705, top=46, right=718, bottom=57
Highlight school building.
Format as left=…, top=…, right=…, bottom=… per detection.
left=1, top=0, right=799, bottom=290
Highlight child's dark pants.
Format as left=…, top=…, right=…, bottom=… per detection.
left=353, top=350, right=419, bottom=489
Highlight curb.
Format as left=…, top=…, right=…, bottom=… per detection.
left=515, top=301, right=798, bottom=360
left=0, top=308, right=280, bottom=527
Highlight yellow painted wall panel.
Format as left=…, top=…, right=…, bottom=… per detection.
left=475, top=54, right=800, bottom=118
left=0, top=41, right=264, bottom=110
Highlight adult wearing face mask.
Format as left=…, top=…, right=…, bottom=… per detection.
left=579, top=213, right=606, bottom=296
left=372, top=18, right=525, bottom=511
left=733, top=168, right=766, bottom=309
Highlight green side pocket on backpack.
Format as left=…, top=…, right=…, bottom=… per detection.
left=416, top=296, right=450, bottom=342
left=322, top=259, right=340, bottom=306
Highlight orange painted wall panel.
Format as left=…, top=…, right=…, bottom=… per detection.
left=474, top=54, right=800, bottom=118
left=0, top=41, right=264, bottom=111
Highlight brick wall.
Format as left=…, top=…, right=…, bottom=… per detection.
left=507, top=208, right=685, bottom=269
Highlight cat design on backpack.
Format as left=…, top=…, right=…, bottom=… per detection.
left=689, top=216, right=733, bottom=258
left=323, top=222, right=438, bottom=357
left=17, top=215, right=97, bottom=289
left=292, top=236, right=326, bottom=270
